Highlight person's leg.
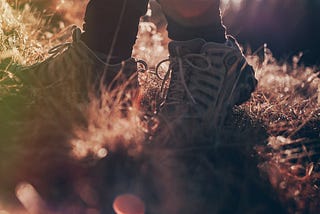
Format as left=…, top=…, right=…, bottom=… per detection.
left=81, top=0, right=149, bottom=63
left=20, top=0, right=150, bottom=102
left=157, top=0, right=257, bottom=127
left=158, top=0, right=226, bottom=42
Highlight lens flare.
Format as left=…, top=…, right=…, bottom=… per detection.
left=113, top=194, right=145, bottom=214
left=16, top=182, right=48, bottom=214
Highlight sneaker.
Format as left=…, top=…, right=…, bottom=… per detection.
left=159, top=38, right=207, bottom=118
left=159, top=36, right=257, bottom=127
left=18, top=26, right=140, bottom=100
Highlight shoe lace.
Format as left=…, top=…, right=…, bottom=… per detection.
left=136, top=59, right=148, bottom=73
left=26, top=26, right=80, bottom=69
left=30, top=26, right=144, bottom=71
left=44, top=26, right=116, bottom=67
left=47, top=25, right=79, bottom=60
left=47, top=42, right=72, bottom=59
left=156, top=51, right=211, bottom=105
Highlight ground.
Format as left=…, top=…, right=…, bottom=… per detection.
left=0, top=0, right=319, bottom=213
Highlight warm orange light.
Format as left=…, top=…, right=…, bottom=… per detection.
left=113, top=194, right=145, bottom=214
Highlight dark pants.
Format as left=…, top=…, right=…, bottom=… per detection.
left=81, top=0, right=226, bottom=62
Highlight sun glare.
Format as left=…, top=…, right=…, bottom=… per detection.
left=0, top=0, right=320, bottom=213
left=221, top=0, right=242, bottom=8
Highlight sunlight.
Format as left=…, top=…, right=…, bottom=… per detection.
left=0, top=0, right=319, bottom=213
left=222, top=0, right=242, bottom=4
left=221, top=0, right=242, bottom=8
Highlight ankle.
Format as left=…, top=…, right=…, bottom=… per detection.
left=166, top=16, right=226, bottom=43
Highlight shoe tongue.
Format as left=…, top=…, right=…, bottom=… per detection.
left=201, top=36, right=239, bottom=53
left=169, top=38, right=206, bottom=57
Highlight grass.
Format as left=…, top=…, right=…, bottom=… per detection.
left=0, top=0, right=319, bottom=213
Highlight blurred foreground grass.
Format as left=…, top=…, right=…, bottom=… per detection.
left=0, top=0, right=319, bottom=213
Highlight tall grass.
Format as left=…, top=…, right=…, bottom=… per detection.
left=0, top=0, right=319, bottom=213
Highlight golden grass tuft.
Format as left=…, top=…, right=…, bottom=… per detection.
left=0, top=0, right=319, bottom=213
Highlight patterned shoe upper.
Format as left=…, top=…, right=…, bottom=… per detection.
left=160, top=38, right=207, bottom=118
left=200, top=36, right=257, bottom=127
left=160, top=36, right=257, bottom=127
left=18, top=26, right=139, bottom=101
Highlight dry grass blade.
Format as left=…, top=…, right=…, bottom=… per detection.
left=0, top=1, right=320, bottom=214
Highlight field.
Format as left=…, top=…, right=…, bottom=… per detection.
left=0, top=0, right=319, bottom=213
